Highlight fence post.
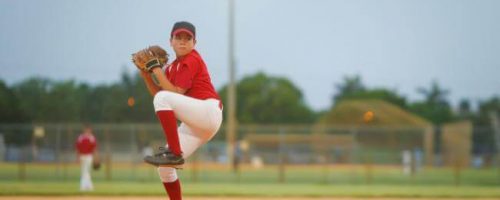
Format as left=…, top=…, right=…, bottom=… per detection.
left=63, top=125, right=73, bottom=181
left=350, top=127, right=359, bottom=184
left=278, top=127, right=286, bottom=183
left=104, top=126, right=112, bottom=181
left=130, top=124, right=137, bottom=181
left=55, top=124, right=61, bottom=179
left=364, top=153, right=373, bottom=184
left=453, top=158, right=462, bottom=186
left=322, top=148, right=329, bottom=184
left=18, top=146, right=26, bottom=181
left=424, top=126, right=434, bottom=167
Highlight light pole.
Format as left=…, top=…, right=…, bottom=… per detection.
left=226, top=0, right=237, bottom=170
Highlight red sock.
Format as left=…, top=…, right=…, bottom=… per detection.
left=162, top=179, right=182, bottom=200
left=156, top=110, right=182, bottom=156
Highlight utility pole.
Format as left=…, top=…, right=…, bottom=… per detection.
left=226, top=0, right=237, bottom=170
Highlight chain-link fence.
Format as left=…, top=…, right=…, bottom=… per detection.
left=0, top=123, right=498, bottom=185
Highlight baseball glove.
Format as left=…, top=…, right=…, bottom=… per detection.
left=92, top=157, right=101, bottom=170
left=132, top=45, right=169, bottom=72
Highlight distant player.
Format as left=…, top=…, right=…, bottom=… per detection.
left=75, top=124, right=97, bottom=191
left=138, top=21, right=223, bottom=200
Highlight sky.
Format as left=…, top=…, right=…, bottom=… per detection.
left=1, top=0, right=499, bottom=111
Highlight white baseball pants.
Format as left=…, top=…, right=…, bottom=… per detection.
left=79, top=154, right=94, bottom=191
left=153, top=91, right=223, bottom=182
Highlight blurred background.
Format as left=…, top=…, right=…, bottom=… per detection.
left=0, top=0, right=499, bottom=198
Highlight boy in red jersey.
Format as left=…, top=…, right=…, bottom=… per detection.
left=75, top=125, right=97, bottom=191
left=140, top=21, right=223, bottom=200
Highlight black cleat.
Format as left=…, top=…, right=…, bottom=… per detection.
left=144, top=147, right=185, bottom=168
left=156, top=147, right=172, bottom=155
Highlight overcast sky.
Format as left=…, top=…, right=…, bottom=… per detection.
left=1, top=0, right=499, bottom=111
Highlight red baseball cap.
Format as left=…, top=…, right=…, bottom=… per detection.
left=171, top=21, right=196, bottom=38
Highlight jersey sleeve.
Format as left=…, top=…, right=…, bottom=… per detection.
left=91, top=135, right=97, bottom=151
left=174, top=58, right=197, bottom=90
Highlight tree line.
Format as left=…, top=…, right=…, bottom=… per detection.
left=1, top=72, right=156, bottom=123
left=1, top=71, right=499, bottom=153
left=331, top=75, right=500, bottom=127
left=1, top=72, right=499, bottom=126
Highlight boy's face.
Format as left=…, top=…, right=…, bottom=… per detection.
left=84, top=127, right=92, bottom=134
left=170, top=32, right=196, bottom=57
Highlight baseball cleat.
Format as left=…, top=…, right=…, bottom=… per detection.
left=144, top=147, right=185, bottom=168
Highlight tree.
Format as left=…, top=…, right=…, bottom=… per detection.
left=475, top=97, right=500, bottom=126
left=124, top=71, right=157, bottom=122
left=416, top=81, right=450, bottom=105
left=82, top=70, right=155, bottom=123
left=2, top=79, right=32, bottom=146
left=458, top=99, right=474, bottom=120
left=335, top=88, right=408, bottom=109
left=0, top=80, right=27, bottom=122
left=332, top=75, right=407, bottom=109
left=14, top=78, right=87, bottom=122
left=44, top=80, right=85, bottom=122
left=472, top=96, right=500, bottom=156
left=332, top=75, right=365, bottom=104
left=12, top=77, right=52, bottom=122
left=409, top=81, right=453, bottom=125
left=219, top=72, right=315, bottom=124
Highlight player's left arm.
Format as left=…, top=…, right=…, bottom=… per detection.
left=139, top=71, right=161, bottom=96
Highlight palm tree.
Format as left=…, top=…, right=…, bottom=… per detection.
left=333, top=75, right=366, bottom=103
left=417, top=80, right=449, bottom=106
left=410, top=80, right=453, bottom=125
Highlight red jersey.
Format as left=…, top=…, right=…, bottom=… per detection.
left=76, top=133, right=97, bottom=155
left=166, top=49, right=220, bottom=100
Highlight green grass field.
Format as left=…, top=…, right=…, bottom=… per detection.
left=0, top=163, right=499, bottom=198
left=1, top=181, right=499, bottom=198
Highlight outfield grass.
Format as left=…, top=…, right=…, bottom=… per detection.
left=1, top=163, right=498, bottom=185
left=0, top=181, right=499, bottom=198
left=0, top=163, right=498, bottom=197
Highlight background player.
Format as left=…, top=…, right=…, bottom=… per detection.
left=139, top=21, right=223, bottom=200
left=75, top=124, right=98, bottom=192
